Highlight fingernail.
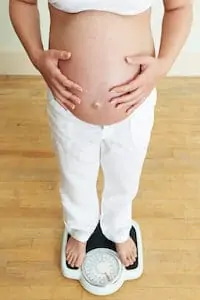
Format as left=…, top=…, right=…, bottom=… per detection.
left=113, top=90, right=121, bottom=93
left=63, top=52, right=71, bottom=59
left=72, top=105, right=75, bottom=110
left=126, top=56, right=132, bottom=63
left=110, top=101, right=116, bottom=105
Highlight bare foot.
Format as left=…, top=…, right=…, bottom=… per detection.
left=66, top=236, right=86, bottom=268
left=116, top=238, right=137, bottom=267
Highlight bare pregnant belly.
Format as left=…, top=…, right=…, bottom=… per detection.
left=49, top=7, right=155, bottom=125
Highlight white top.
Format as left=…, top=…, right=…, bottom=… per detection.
left=48, top=0, right=152, bottom=15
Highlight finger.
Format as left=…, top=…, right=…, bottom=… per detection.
left=125, top=55, right=154, bottom=65
left=110, top=88, right=143, bottom=106
left=54, top=82, right=81, bottom=105
left=126, top=98, right=146, bottom=115
left=57, top=97, right=75, bottom=111
left=50, top=49, right=71, bottom=61
left=58, top=97, right=76, bottom=110
left=52, top=80, right=81, bottom=105
left=116, top=92, right=145, bottom=109
left=55, top=70, right=83, bottom=92
left=110, top=75, right=143, bottom=93
left=53, top=91, right=76, bottom=110
left=61, top=89, right=81, bottom=105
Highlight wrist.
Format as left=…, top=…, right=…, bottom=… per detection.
left=29, top=48, right=44, bottom=69
left=157, top=56, right=173, bottom=77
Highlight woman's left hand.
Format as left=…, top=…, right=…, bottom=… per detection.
left=109, top=55, right=165, bottom=114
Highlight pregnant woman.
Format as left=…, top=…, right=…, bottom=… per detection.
left=9, top=0, right=193, bottom=268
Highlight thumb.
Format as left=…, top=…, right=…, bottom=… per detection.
left=125, top=55, right=154, bottom=65
left=51, top=50, right=71, bottom=60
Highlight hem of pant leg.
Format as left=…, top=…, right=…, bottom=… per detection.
left=68, top=231, right=90, bottom=243
left=64, top=219, right=100, bottom=244
left=64, top=222, right=90, bottom=243
left=112, top=235, right=131, bottom=244
left=100, top=218, right=130, bottom=244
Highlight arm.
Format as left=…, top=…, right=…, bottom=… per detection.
left=9, top=0, right=82, bottom=110
left=109, top=0, right=194, bottom=113
left=158, top=0, right=194, bottom=75
left=9, top=0, right=43, bottom=68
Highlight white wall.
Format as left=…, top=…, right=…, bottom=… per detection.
left=0, top=0, right=199, bottom=75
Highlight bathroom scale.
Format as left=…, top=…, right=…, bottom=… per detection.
left=61, top=220, right=143, bottom=296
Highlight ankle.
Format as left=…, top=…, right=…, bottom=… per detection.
left=69, top=236, right=86, bottom=246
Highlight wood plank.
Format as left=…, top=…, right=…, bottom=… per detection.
left=1, top=76, right=200, bottom=300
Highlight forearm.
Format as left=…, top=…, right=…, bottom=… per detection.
left=9, top=0, right=43, bottom=68
left=158, top=3, right=193, bottom=75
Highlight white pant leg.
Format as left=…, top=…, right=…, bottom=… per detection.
left=100, top=89, right=157, bottom=243
left=46, top=90, right=102, bottom=242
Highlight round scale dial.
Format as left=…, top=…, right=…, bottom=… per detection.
left=81, top=248, right=123, bottom=287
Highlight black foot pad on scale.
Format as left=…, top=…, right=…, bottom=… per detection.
left=66, top=222, right=138, bottom=270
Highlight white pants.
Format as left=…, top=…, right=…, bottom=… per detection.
left=46, top=88, right=157, bottom=243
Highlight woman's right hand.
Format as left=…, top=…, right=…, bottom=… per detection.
left=35, top=49, right=82, bottom=110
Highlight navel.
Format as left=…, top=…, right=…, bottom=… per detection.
left=92, top=101, right=102, bottom=109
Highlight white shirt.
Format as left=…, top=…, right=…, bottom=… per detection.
left=48, top=0, right=152, bottom=15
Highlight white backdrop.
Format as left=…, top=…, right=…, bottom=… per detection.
left=0, top=0, right=199, bottom=75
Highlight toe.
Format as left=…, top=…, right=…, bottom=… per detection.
left=71, top=254, right=79, bottom=268
left=68, top=257, right=74, bottom=267
left=131, top=248, right=137, bottom=259
left=125, top=257, right=131, bottom=267
left=67, top=253, right=74, bottom=266
left=132, top=244, right=137, bottom=257
left=120, top=253, right=129, bottom=267
left=66, top=252, right=71, bottom=262
left=66, top=244, right=71, bottom=255
left=127, top=253, right=133, bottom=266
left=126, top=250, right=135, bottom=266
left=130, top=253, right=136, bottom=265
left=75, top=255, right=84, bottom=268
left=133, top=247, right=137, bottom=257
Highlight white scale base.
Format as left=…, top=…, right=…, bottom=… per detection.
left=61, top=220, right=143, bottom=296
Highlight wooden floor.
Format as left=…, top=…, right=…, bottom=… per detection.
left=0, top=76, right=200, bottom=300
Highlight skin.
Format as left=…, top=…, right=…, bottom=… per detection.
left=48, top=6, right=154, bottom=125
left=9, top=0, right=193, bottom=268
